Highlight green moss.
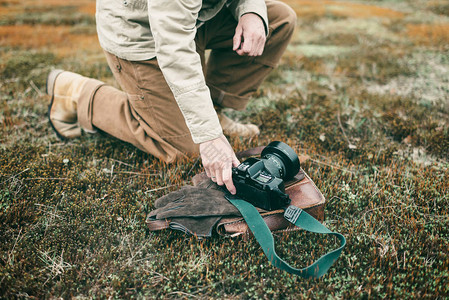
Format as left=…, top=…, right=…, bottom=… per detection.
left=0, top=50, right=58, bottom=88
left=428, top=3, right=449, bottom=17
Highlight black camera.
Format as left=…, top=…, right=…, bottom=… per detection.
left=232, top=141, right=300, bottom=211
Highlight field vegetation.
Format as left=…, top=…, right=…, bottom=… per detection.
left=1, top=0, right=448, bottom=298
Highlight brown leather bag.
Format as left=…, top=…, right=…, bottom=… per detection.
left=146, top=147, right=325, bottom=238
left=192, top=168, right=325, bottom=238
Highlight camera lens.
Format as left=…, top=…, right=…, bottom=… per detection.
left=260, top=141, right=300, bottom=180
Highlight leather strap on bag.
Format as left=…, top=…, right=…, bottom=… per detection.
left=216, top=168, right=325, bottom=237
left=225, top=195, right=346, bottom=278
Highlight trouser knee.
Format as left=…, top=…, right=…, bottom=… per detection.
left=147, top=136, right=199, bottom=164
left=268, top=1, right=297, bottom=40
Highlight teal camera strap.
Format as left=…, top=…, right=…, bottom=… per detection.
left=225, top=195, right=346, bottom=278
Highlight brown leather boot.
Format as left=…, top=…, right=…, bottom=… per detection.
left=46, top=69, right=90, bottom=139
left=218, top=112, right=260, bottom=138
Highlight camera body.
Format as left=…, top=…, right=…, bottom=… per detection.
left=232, top=141, right=300, bottom=211
left=232, top=157, right=289, bottom=211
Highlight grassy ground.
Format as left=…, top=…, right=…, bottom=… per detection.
left=1, top=0, right=448, bottom=298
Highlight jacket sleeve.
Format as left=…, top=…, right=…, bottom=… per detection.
left=226, top=0, right=269, bottom=34
left=147, top=0, right=223, bottom=144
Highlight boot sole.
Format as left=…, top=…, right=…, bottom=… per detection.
left=46, top=69, right=68, bottom=141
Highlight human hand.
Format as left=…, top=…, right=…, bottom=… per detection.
left=199, top=135, right=240, bottom=194
left=233, top=13, right=266, bottom=56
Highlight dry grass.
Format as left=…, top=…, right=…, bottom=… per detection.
left=0, top=0, right=101, bottom=59
left=407, top=23, right=449, bottom=46
left=283, top=0, right=405, bottom=19
left=0, top=0, right=95, bottom=17
left=0, top=25, right=100, bottom=57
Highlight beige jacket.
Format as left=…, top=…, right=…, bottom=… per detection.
left=96, top=0, right=268, bottom=144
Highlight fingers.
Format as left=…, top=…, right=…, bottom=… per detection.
left=235, top=32, right=265, bottom=56
left=202, top=160, right=215, bottom=183
left=233, top=26, right=242, bottom=51
left=222, top=162, right=236, bottom=194
left=199, top=135, right=238, bottom=194
left=204, top=159, right=235, bottom=194
left=232, top=154, right=240, bottom=168
left=235, top=35, right=252, bottom=56
left=234, top=13, right=266, bottom=57
left=214, top=166, right=224, bottom=186
left=204, top=165, right=211, bottom=178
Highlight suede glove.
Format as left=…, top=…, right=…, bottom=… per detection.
left=147, top=179, right=241, bottom=237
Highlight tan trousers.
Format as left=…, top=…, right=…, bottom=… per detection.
left=78, top=0, right=296, bottom=163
